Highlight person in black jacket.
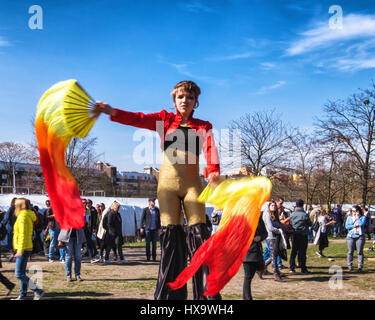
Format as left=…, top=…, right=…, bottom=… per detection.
left=289, top=199, right=312, bottom=274
left=242, top=217, right=268, bottom=300
left=32, top=206, right=44, bottom=255
left=103, top=201, right=128, bottom=264
left=0, top=242, right=15, bottom=295
left=0, top=198, right=17, bottom=257
left=140, top=198, right=161, bottom=261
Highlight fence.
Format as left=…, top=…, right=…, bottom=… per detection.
left=0, top=186, right=34, bottom=195
left=82, top=190, right=106, bottom=197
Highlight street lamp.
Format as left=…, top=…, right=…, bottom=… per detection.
left=12, top=165, right=16, bottom=194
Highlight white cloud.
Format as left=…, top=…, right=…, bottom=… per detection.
left=284, top=13, right=375, bottom=72
left=180, top=1, right=216, bottom=13
left=207, top=51, right=255, bottom=62
left=259, top=62, right=276, bottom=70
left=164, top=61, right=228, bottom=86
left=0, top=36, right=10, bottom=47
left=337, top=58, right=375, bottom=71
left=286, top=14, right=375, bottom=56
left=255, top=80, right=287, bottom=95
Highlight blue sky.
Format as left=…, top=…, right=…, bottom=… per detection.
left=1, top=0, right=375, bottom=172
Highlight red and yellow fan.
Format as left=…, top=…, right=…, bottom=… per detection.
left=168, top=176, right=272, bottom=296
left=35, top=79, right=97, bottom=229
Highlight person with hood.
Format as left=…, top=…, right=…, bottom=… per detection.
left=12, top=198, right=44, bottom=300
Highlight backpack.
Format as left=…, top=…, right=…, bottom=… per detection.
left=312, top=220, right=320, bottom=232
left=211, top=212, right=220, bottom=225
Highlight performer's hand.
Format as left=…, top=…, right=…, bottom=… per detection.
left=208, top=172, right=221, bottom=187
left=14, top=252, right=22, bottom=258
left=92, top=101, right=116, bottom=118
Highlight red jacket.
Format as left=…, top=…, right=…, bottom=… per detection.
left=110, top=108, right=220, bottom=176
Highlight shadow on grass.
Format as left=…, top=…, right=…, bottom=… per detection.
left=0, top=269, right=53, bottom=274
left=286, top=275, right=353, bottom=282
left=308, top=266, right=375, bottom=273
left=82, top=277, right=157, bottom=282
left=91, top=260, right=160, bottom=266
left=39, top=292, right=151, bottom=300
left=43, top=291, right=114, bottom=299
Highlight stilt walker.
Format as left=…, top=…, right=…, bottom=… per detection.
left=93, top=80, right=221, bottom=300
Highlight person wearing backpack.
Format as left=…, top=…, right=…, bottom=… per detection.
left=210, top=207, right=222, bottom=234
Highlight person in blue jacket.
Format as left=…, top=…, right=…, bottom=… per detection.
left=345, top=205, right=367, bottom=272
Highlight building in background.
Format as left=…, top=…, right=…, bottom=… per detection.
left=0, top=161, right=44, bottom=194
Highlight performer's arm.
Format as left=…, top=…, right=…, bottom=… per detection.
left=93, top=101, right=167, bottom=131
left=201, top=122, right=220, bottom=181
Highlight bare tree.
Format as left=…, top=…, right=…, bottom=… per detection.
left=228, top=109, right=293, bottom=176
left=29, top=115, right=103, bottom=192
left=316, top=82, right=375, bottom=207
left=287, top=132, right=320, bottom=205
left=65, top=136, right=100, bottom=190
left=313, top=142, right=348, bottom=210
left=0, top=142, right=29, bottom=187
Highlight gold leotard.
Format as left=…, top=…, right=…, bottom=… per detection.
left=157, top=125, right=206, bottom=226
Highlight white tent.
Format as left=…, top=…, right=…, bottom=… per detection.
left=133, top=206, right=143, bottom=230
left=118, top=205, right=136, bottom=237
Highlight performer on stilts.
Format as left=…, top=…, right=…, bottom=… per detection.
left=93, top=80, right=221, bottom=300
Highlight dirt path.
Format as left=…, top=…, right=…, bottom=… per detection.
left=1, top=241, right=374, bottom=300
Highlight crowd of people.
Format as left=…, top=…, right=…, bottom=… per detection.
left=237, top=198, right=375, bottom=300
left=0, top=195, right=374, bottom=300
left=0, top=194, right=375, bottom=300
left=0, top=196, right=133, bottom=299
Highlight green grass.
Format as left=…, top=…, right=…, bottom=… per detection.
left=124, top=241, right=160, bottom=249
left=1, top=239, right=374, bottom=300
left=124, top=241, right=147, bottom=248
left=222, top=293, right=242, bottom=299
left=123, top=280, right=157, bottom=291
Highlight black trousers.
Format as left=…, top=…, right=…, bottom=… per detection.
left=145, top=229, right=158, bottom=260
left=242, top=262, right=257, bottom=300
left=187, top=223, right=221, bottom=300
left=105, top=235, right=123, bottom=260
left=98, top=238, right=117, bottom=258
left=84, top=230, right=98, bottom=257
left=0, top=272, right=14, bottom=289
left=154, top=225, right=187, bottom=300
left=289, top=233, right=308, bottom=270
